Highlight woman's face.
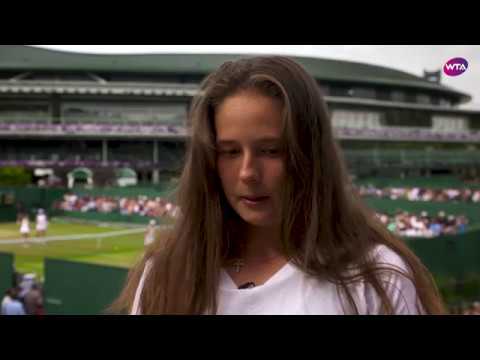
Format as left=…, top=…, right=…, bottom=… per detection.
left=215, top=90, right=286, bottom=228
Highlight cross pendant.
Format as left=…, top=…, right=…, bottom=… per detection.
left=233, top=259, right=244, bottom=273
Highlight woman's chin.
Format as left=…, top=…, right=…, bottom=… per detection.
left=238, top=212, right=278, bottom=228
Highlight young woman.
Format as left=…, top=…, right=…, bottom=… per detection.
left=19, top=214, right=30, bottom=247
left=112, top=56, right=445, bottom=315
left=35, top=208, right=48, bottom=238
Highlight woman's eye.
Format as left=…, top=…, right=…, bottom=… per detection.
left=219, top=149, right=240, bottom=156
left=261, top=148, right=280, bottom=156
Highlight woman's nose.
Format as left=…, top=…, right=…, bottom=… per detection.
left=239, top=152, right=260, bottom=183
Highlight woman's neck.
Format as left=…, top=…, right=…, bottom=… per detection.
left=241, top=224, right=283, bottom=260
left=225, top=224, right=288, bottom=285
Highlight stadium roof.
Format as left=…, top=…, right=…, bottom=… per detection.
left=0, top=45, right=471, bottom=104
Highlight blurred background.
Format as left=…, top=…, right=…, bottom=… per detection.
left=0, top=45, right=479, bottom=315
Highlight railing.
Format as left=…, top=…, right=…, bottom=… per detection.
left=0, top=115, right=51, bottom=123
left=61, top=115, right=185, bottom=125
left=335, top=127, right=480, bottom=142
left=0, top=159, right=179, bottom=169
left=2, top=119, right=480, bottom=142
left=0, top=121, right=187, bottom=136
left=0, top=115, right=186, bottom=124
left=344, top=149, right=480, bottom=166
left=0, top=80, right=200, bottom=97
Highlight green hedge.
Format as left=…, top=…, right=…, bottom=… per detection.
left=44, top=258, right=128, bottom=315
left=0, top=252, right=14, bottom=297
left=0, top=205, right=16, bottom=222
left=405, top=230, right=480, bottom=277
left=435, top=274, right=480, bottom=310
left=0, top=187, right=67, bottom=221
left=0, top=167, right=32, bottom=186
left=405, top=230, right=480, bottom=308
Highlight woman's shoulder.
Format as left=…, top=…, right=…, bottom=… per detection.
left=370, top=244, right=410, bottom=273
left=362, top=244, right=423, bottom=314
left=367, top=244, right=415, bottom=289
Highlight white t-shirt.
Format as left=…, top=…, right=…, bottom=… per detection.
left=131, top=245, right=423, bottom=315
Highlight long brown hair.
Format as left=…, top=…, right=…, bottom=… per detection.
left=111, top=56, right=445, bottom=314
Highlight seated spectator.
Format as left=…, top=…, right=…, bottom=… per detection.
left=55, top=193, right=180, bottom=221
left=356, top=184, right=480, bottom=204
left=23, top=283, right=44, bottom=315
left=376, top=210, right=468, bottom=238
left=1, top=288, right=26, bottom=315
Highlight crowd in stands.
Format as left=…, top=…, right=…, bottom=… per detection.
left=448, top=300, right=480, bottom=315
left=376, top=210, right=469, bottom=238
left=463, top=176, right=480, bottom=186
left=461, top=301, right=480, bottom=315
left=37, top=175, right=63, bottom=188
left=54, top=193, right=180, bottom=219
left=1, top=273, right=44, bottom=316
left=358, top=185, right=480, bottom=203
left=55, top=193, right=469, bottom=238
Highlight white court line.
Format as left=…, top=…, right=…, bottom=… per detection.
left=0, top=227, right=146, bottom=245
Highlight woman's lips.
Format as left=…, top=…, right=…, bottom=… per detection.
left=240, top=196, right=270, bottom=206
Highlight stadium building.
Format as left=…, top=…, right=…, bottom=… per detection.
left=1, top=45, right=479, bottom=187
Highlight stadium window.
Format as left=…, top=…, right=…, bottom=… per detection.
left=350, top=87, right=376, bottom=100
left=405, top=91, right=417, bottom=103
left=430, top=95, right=440, bottom=106
left=376, top=88, right=390, bottom=101
left=331, top=109, right=381, bottom=129
left=61, top=102, right=187, bottom=125
left=412, top=111, right=433, bottom=127
left=330, top=86, right=350, bottom=97
left=382, top=109, right=432, bottom=127
left=319, top=84, right=330, bottom=96
left=391, top=90, right=406, bottom=103
left=439, top=98, right=452, bottom=107
left=432, top=115, right=468, bottom=132
left=469, top=115, right=480, bottom=130
left=366, top=112, right=382, bottom=129
left=416, top=93, right=432, bottom=105
left=0, top=102, right=51, bottom=123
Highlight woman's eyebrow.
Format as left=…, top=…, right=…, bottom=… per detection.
left=216, top=140, right=238, bottom=146
left=216, top=137, right=281, bottom=145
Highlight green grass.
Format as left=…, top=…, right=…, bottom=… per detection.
left=0, top=220, right=146, bottom=280
left=0, top=221, right=125, bottom=239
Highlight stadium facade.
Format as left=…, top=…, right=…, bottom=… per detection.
left=1, top=45, right=479, bottom=187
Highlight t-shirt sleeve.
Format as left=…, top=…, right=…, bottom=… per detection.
left=15, top=303, right=26, bottom=315
left=365, top=245, right=424, bottom=315
left=131, top=260, right=153, bottom=315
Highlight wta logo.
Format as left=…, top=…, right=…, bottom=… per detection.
left=443, top=57, right=468, bottom=76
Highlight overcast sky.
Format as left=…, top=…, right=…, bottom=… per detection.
left=33, top=45, right=480, bottom=110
